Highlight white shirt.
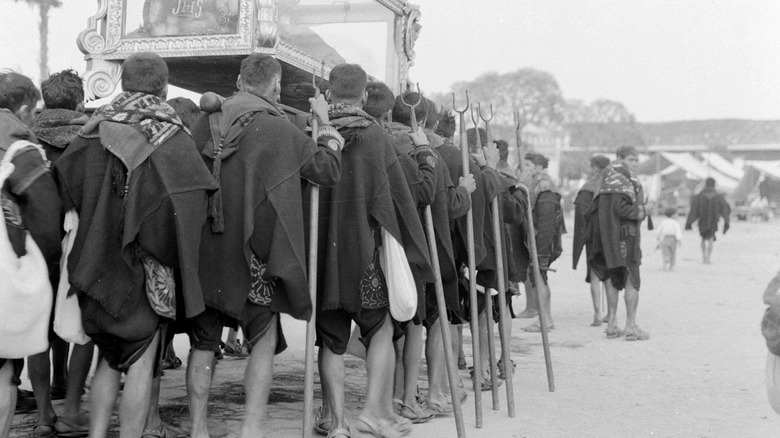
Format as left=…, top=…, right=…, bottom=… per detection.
left=656, top=217, right=682, bottom=241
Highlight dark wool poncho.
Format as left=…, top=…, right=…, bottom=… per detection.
left=191, top=91, right=342, bottom=322
left=317, top=105, right=432, bottom=314
left=572, top=172, right=602, bottom=271
left=56, top=129, right=217, bottom=340
left=586, top=163, right=645, bottom=290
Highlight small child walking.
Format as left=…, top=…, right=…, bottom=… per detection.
left=657, top=207, right=683, bottom=271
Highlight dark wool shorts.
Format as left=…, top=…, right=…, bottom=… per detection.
left=0, top=358, right=24, bottom=386
left=90, top=329, right=159, bottom=375
left=316, top=307, right=388, bottom=355
left=188, top=304, right=286, bottom=356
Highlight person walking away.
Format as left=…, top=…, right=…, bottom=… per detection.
left=656, top=207, right=682, bottom=271
left=30, top=68, right=94, bottom=437
left=186, top=54, right=343, bottom=438
left=0, top=72, right=62, bottom=438
left=685, top=177, right=730, bottom=264
left=54, top=52, right=218, bottom=438
left=317, top=63, right=432, bottom=438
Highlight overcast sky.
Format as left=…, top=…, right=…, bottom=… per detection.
left=1, top=0, right=778, bottom=122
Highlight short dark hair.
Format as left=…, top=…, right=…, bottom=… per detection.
left=363, top=81, right=395, bottom=119
left=705, top=177, right=716, bottom=188
left=41, top=69, right=84, bottom=111
left=0, top=71, right=40, bottom=113
left=435, top=108, right=456, bottom=138
left=121, top=52, right=168, bottom=96
left=590, top=155, right=610, bottom=170
left=328, top=64, right=367, bottom=100
left=616, top=145, right=638, bottom=159
left=392, top=92, right=427, bottom=127
left=166, top=97, right=201, bottom=129
left=240, top=54, right=281, bottom=90
left=664, top=207, right=677, bottom=217
left=466, top=127, right=487, bottom=149
left=526, top=152, right=549, bottom=169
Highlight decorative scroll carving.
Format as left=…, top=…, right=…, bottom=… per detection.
left=403, top=5, right=421, bottom=62
left=83, top=60, right=122, bottom=102
left=77, top=0, right=120, bottom=56
left=256, top=0, right=279, bottom=48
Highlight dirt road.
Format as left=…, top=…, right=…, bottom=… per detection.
left=11, top=217, right=780, bottom=437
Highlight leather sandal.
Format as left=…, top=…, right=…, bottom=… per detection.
left=353, top=414, right=402, bottom=438
left=326, top=427, right=352, bottom=438
left=398, top=401, right=434, bottom=424
left=314, top=406, right=331, bottom=436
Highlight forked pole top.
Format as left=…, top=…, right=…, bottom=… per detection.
left=452, top=91, right=470, bottom=115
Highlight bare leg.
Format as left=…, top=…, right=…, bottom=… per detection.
left=88, top=358, right=121, bottom=438
left=625, top=276, right=640, bottom=330
left=355, top=313, right=400, bottom=435
left=320, top=346, right=346, bottom=432
left=51, top=337, right=69, bottom=394
left=524, top=280, right=553, bottom=331
left=62, top=342, right=94, bottom=421
left=605, top=278, right=620, bottom=335
left=119, top=331, right=160, bottom=438
left=392, top=337, right=404, bottom=402
left=517, top=279, right=538, bottom=318
left=240, top=316, right=278, bottom=438
left=400, top=324, right=423, bottom=410
left=705, top=238, right=714, bottom=264
left=144, top=375, right=163, bottom=433
left=426, top=319, right=446, bottom=405
left=456, top=324, right=465, bottom=369
left=0, top=361, right=18, bottom=438
left=187, top=348, right=216, bottom=438
left=27, top=351, right=56, bottom=429
left=589, top=268, right=602, bottom=326
left=700, top=238, right=707, bottom=263
left=316, top=348, right=330, bottom=428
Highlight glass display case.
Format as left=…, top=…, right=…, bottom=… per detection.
left=78, top=0, right=421, bottom=112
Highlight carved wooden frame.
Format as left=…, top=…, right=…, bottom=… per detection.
left=78, top=0, right=419, bottom=99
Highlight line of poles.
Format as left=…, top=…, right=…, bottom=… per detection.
left=301, top=85, right=556, bottom=438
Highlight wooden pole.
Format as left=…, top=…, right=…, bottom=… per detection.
left=403, top=86, right=465, bottom=436
left=514, top=111, right=555, bottom=392
left=302, top=64, right=324, bottom=438
left=453, top=91, right=482, bottom=427
left=472, top=104, right=499, bottom=411
left=424, top=208, right=467, bottom=437
left=481, top=103, right=516, bottom=417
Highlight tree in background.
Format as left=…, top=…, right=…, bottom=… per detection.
left=13, top=0, right=62, bottom=82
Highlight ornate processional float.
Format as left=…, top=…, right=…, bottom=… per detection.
left=78, top=0, right=421, bottom=116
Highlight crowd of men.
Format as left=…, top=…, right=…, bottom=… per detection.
left=0, top=51, right=731, bottom=438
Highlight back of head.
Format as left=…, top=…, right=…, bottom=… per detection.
left=363, top=81, right=394, bottom=119
left=0, top=71, right=40, bottom=113
left=392, top=92, right=427, bottom=127
left=423, top=98, right=438, bottom=130
left=496, top=139, right=509, bottom=160
left=664, top=207, right=677, bottom=218
left=466, top=127, right=487, bottom=150
left=328, top=64, right=367, bottom=101
left=616, top=145, right=638, bottom=159
left=167, top=97, right=201, bottom=129
left=121, top=52, right=169, bottom=96
left=239, top=54, right=281, bottom=92
left=590, top=154, right=610, bottom=170
left=435, top=107, right=456, bottom=139
left=705, top=177, right=716, bottom=189
left=41, top=69, right=84, bottom=111
left=526, top=152, right=549, bottom=169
